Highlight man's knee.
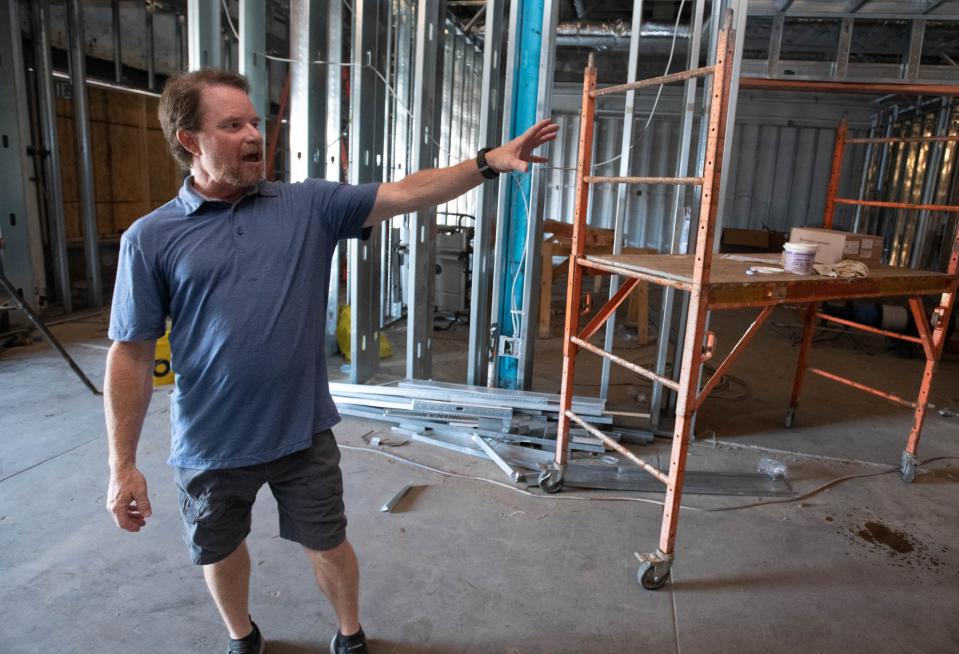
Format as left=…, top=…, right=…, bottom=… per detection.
left=304, top=538, right=351, bottom=563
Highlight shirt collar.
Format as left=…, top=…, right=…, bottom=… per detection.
left=178, top=176, right=278, bottom=215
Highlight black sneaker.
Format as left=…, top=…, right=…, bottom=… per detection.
left=228, top=620, right=266, bottom=654
left=330, top=627, right=368, bottom=654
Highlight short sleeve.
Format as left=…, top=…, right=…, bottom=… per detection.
left=322, top=182, right=381, bottom=241
left=108, top=233, right=169, bottom=342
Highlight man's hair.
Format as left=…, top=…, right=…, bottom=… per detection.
left=158, top=69, right=250, bottom=170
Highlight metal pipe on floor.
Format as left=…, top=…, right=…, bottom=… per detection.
left=0, top=264, right=100, bottom=396
left=66, top=0, right=103, bottom=308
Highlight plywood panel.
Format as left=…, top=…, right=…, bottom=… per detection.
left=54, top=85, right=179, bottom=239
left=109, top=92, right=146, bottom=127
left=113, top=202, right=150, bottom=232
left=96, top=202, right=115, bottom=236
left=109, top=123, right=147, bottom=202
left=88, top=86, right=108, bottom=123
left=147, top=128, right=179, bottom=202
left=92, top=120, right=112, bottom=202
left=55, top=90, right=73, bottom=118
left=63, top=202, right=81, bottom=241
left=145, top=96, right=162, bottom=129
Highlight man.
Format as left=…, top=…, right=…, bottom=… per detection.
left=104, top=68, right=557, bottom=654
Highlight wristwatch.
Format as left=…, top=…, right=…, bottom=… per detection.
left=476, top=147, right=500, bottom=180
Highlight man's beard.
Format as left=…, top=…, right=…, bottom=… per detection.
left=217, top=160, right=265, bottom=188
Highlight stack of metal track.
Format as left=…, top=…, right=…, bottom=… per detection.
left=332, top=380, right=792, bottom=497
left=331, top=380, right=654, bottom=476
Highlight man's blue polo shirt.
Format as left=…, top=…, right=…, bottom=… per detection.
left=108, top=176, right=380, bottom=469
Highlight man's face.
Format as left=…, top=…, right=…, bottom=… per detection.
left=189, top=84, right=264, bottom=188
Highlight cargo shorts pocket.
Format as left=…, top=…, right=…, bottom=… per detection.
left=177, top=488, right=221, bottom=525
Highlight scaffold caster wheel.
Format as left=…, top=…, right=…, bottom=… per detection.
left=784, top=408, right=796, bottom=429
left=637, top=561, right=671, bottom=590
left=538, top=468, right=564, bottom=493
left=900, top=452, right=918, bottom=484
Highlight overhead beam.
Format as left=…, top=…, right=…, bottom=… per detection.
left=768, top=13, right=783, bottom=76
left=740, top=77, right=959, bottom=95
left=112, top=0, right=122, bottom=82
left=904, top=19, right=926, bottom=80
left=835, top=17, right=853, bottom=79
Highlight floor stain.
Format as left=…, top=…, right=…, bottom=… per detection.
left=841, top=519, right=951, bottom=575
left=856, top=521, right=914, bottom=555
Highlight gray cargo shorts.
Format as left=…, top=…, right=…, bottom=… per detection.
left=173, top=430, right=346, bottom=565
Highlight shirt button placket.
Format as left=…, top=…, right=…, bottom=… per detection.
left=232, top=207, right=245, bottom=244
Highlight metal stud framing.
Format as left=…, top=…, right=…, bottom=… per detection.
left=467, top=0, right=506, bottom=386
left=324, top=0, right=345, bottom=355
left=406, top=0, right=445, bottom=380
left=66, top=0, right=103, bottom=309
left=490, top=0, right=560, bottom=390
left=598, top=0, right=646, bottom=399
left=239, top=0, right=268, bottom=133
left=349, top=0, right=390, bottom=383
left=31, top=0, right=71, bottom=313
left=188, top=0, right=221, bottom=70
left=1, top=0, right=45, bottom=318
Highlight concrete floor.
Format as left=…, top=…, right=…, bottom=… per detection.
left=2, top=306, right=959, bottom=653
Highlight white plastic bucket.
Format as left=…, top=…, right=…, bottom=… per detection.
left=783, top=242, right=818, bottom=275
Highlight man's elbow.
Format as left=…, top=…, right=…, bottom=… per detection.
left=368, top=182, right=417, bottom=224
left=109, top=340, right=157, bottom=366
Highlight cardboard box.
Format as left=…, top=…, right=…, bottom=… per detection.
left=720, top=228, right=788, bottom=253
left=788, top=227, right=883, bottom=265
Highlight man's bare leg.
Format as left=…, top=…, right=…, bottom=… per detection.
left=305, top=539, right=360, bottom=635
left=203, top=540, right=254, bottom=639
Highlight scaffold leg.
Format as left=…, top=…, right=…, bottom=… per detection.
left=785, top=303, right=818, bottom=429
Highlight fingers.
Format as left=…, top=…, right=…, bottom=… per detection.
left=528, top=155, right=549, bottom=164
left=134, top=489, right=153, bottom=519
left=524, top=118, right=556, bottom=137
left=107, top=469, right=150, bottom=533
left=110, top=496, right=141, bottom=532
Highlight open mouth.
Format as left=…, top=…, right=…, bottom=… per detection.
left=241, top=152, right=262, bottom=163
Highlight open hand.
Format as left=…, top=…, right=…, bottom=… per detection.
left=486, top=119, right=560, bottom=174
left=107, top=466, right=152, bottom=532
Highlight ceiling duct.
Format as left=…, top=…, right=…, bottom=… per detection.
left=478, top=20, right=690, bottom=51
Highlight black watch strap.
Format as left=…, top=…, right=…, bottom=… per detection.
left=476, top=147, right=500, bottom=180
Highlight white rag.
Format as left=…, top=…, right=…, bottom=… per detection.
left=812, top=260, right=869, bottom=278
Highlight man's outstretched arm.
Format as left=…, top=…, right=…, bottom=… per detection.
left=104, top=340, right=156, bottom=532
left=366, top=118, right=559, bottom=225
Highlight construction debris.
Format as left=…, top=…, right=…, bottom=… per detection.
left=380, top=483, right=414, bottom=513
left=332, top=380, right=790, bottom=497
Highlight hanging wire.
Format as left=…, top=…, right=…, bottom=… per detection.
left=541, top=0, right=690, bottom=174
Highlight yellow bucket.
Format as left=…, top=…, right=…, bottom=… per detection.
left=153, top=329, right=174, bottom=386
